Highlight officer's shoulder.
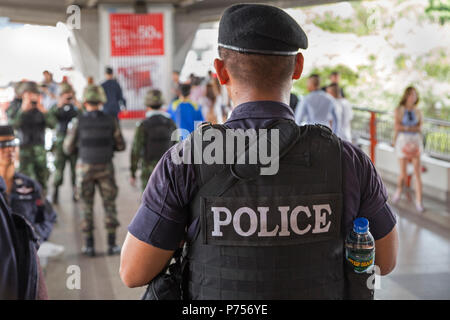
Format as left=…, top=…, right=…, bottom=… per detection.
left=13, top=172, right=41, bottom=194
left=340, top=140, right=374, bottom=173
left=14, top=172, right=34, bottom=184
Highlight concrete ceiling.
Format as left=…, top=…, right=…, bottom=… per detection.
left=0, top=0, right=350, bottom=26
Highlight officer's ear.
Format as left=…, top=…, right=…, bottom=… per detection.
left=214, top=58, right=230, bottom=85
left=292, top=52, right=304, bottom=80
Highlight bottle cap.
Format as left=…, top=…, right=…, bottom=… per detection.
left=353, top=217, right=369, bottom=234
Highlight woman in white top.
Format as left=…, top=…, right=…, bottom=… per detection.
left=392, top=86, right=424, bottom=212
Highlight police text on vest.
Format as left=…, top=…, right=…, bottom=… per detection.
left=212, top=205, right=332, bottom=237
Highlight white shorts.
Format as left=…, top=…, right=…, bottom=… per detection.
left=395, top=132, right=423, bottom=159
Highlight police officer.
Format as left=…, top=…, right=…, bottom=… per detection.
left=130, top=89, right=177, bottom=190
left=47, top=83, right=80, bottom=204
left=9, top=81, right=54, bottom=194
left=0, top=175, right=48, bottom=300
left=0, top=125, right=57, bottom=242
left=63, top=85, right=126, bottom=257
left=120, top=4, right=399, bottom=299
left=0, top=126, right=49, bottom=299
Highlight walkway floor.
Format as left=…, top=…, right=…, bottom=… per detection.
left=41, top=120, right=450, bottom=300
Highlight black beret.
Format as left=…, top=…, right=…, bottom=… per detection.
left=0, top=125, right=14, bottom=137
left=218, top=4, right=308, bottom=56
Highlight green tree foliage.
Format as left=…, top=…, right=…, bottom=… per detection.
left=425, top=0, right=450, bottom=25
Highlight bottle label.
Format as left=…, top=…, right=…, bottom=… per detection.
left=346, top=251, right=375, bottom=273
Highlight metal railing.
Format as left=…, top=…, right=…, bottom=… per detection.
left=351, top=107, right=450, bottom=163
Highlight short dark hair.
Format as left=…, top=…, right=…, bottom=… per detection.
left=147, top=104, right=162, bottom=110
left=330, top=71, right=339, bottom=76
left=218, top=47, right=296, bottom=90
left=105, top=67, right=114, bottom=75
left=309, top=74, right=320, bottom=88
left=326, top=83, right=340, bottom=97
left=179, top=84, right=191, bottom=97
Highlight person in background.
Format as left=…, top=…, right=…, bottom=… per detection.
left=322, top=71, right=345, bottom=98
left=130, top=89, right=177, bottom=191
left=198, top=82, right=219, bottom=124
left=41, top=71, right=58, bottom=111
left=6, top=82, right=25, bottom=121
left=211, top=78, right=226, bottom=124
left=0, top=125, right=57, bottom=243
left=83, top=76, right=106, bottom=108
left=167, top=83, right=204, bottom=139
left=171, top=71, right=181, bottom=101
left=9, top=81, right=54, bottom=194
left=63, top=85, right=126, bottom=257
left=101, top=67, right=126, bottom=120
left=47, top=83, right=80, bottom=204
left=295, top=74, right=339, bottom=133
left=189, top=76, right=206, bottom=105
left=327, top=83, right=353, bottom=142
left=392, top=86, right=424, bottom=212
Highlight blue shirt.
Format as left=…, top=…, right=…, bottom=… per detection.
left=167, top=99, right=204, bottom=139
left=129, top=101, right=396, bottom=250
left=295, top=90, right=339, bottom=133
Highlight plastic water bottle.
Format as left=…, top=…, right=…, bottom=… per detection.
left=345, top=217, right=375, bottom=273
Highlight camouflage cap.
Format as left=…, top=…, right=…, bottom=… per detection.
left=21, top=81, right=40, bottom=94
left=144, top=89, right=164, bottom=107
left=83, top=85, right=104, bottom=103
left=14, top=82, right=25, bottom=96
left=60, top=83, right=74, bottom=95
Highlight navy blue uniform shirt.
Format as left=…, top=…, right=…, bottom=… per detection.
left=0, top=177, right=20, bottom=299
left=129, top=101, right=397, bottom=250
left=9, top=173, right=56, bottom=242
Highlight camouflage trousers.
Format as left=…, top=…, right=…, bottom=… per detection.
left=140, top=160, right=159, bottom=191
left=76, top=161, right=120, bottom=237
left=19, top=145, right=49, bottom=193
left=53, top=140, right=77, bottom=188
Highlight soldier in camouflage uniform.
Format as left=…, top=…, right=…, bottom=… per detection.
left=47, top=83, right=80, bottom=204
left=6, top=81, right=25, bottom=121
left=130, top=89, right=177, bottom=190
left=9, top=81, right=55, bottom=194
left=63, top=85, right=125, bottom=256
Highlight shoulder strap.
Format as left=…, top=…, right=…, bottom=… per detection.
left=186, top=119, right=301, bottom=242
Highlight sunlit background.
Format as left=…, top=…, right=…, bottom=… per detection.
left=0, top=0, right=449, bottom=120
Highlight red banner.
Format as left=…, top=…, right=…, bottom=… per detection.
left=110, top=13, right=164, bottom=56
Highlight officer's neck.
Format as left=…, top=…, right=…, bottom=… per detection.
left=228, top=85, right=290, bottom=107
left=0, top=163, right=15, bottom=194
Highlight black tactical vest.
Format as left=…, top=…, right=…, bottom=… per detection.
left=77, top=111, right=115, bottom=164
left=18, top=108, right=46, bottom=147
left=142, top=115, right=177, bottom=163
left=55, top=104, right=78, bottom=135
left=186, top=121, right=346, bottom=300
